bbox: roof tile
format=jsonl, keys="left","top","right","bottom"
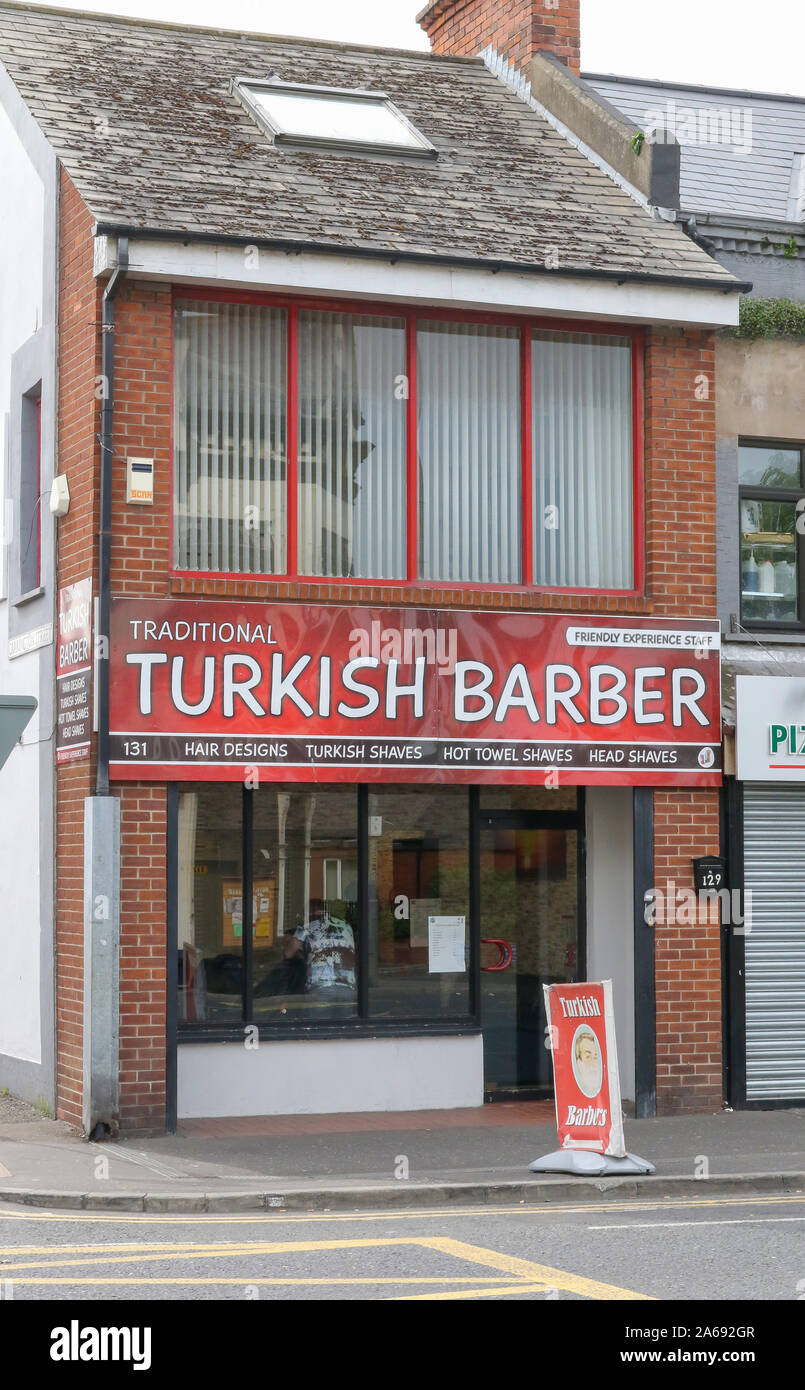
{"left": 0, "top": 4, "right": 738, "bottom": 285}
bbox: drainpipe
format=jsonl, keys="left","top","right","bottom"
{"left": 682, "top": 216, "right": 717, "bottom": 257}
{"left": 96, "top": 237, "right": 128, "bottom": 797}
{"left": 83, "top": 238, "right": 128, "bottom": 1139}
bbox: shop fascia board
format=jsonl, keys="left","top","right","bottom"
{"left": 93, "top": 235, "right": 740, "bottom": 329}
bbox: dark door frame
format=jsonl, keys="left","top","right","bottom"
{"left": 475, "top": 793, "right": 587, "bottom": 1100}
{"left": 724, "top": 775, "right": 746, "bottom": 1108}
{"left": 633, "top": 787, "right": 656, "bottom": 1118}
{"left": 166, "top": 783, "right": 178, "bottom": 1134}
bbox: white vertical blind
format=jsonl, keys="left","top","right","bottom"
{"left": 417, "top": 321, "right": 521, "bottom": 584}
{"left": 174, "top": 301, "right": 287, "bottom": 573}
{"left": 532, "top": 332, "right": 633, "bottom": 590}
{"left": 297, "top": 311, "right": 406, "bottom": 579}
{"left": 174, "top": 307, "right": 636, "bottom": 591}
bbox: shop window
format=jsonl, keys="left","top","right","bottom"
{"left": 175, "top": 783, "right": 479, "bottom": 1035}
{"left": 175, "top": 785, "right": 587, "bottom": 1041}
{"left": 251, "top": 787, "right": 358, "bottom": 1022}
{"left": 173, "top": 297, "right": 640, "bottom": 594}
{"left": 177, "top": 784, "right": 244, "bottom": 1024}
{"left": 177, "top": 784, "right": 358, "bottom": 1029}
{"left": 739, "top": 441, "right": 804, "bottom": 629}
{"left": 367, "top": 786, "right": 470, "bottom": 1021}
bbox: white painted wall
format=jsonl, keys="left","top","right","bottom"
{"left": 585, "top": 787, "right": 635, "bottom": 1102}
{"left": 0, "top": 691, "right": 43, "bottom": 1063}
{"left": 178, "top": 1034, "right": 484, "bottom": 1118}
{"left": 0, "top": 97, "right": 46, "bottom": 1067}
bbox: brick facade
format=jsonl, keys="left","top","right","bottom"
{"left": 654, "top": 790, "right": 722, "bottom": 1114}
{"left": 54, "top": 171, "right": 102, "bottom": 1129}
{"left": 419, "top": 0, "right": 581, "bottom": 74}
{"left": 118, "top": 786, "right": 168, "bottom": 1132}
{"left": 55, "top": 174, "right": 723, "bottom": 1129}
{"left": 646, "top": 330, "right": 723, "bottom": 1114}
{"left": 645, "top": 329, "right": 717, "bottom": 620}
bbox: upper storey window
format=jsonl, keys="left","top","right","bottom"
{"left": 173, "top": 295, "right": 640, "bottom": 595}
{"left": 740, "top": 441, "right": 805, "bottom": 630}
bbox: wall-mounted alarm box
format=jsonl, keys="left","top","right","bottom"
{"left": 126, "top": 457, "right": 154, "bottom": 505}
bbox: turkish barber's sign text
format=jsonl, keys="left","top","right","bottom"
{"left": 545, "top": 981, "right": 626, "bottom": 1158}
{"left": 109, "top": 601, "right": 721, "bottom": 785}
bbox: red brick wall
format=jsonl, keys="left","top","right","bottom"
{"left": 55, "top": 171, "right": 103, "bottom": 1129}
{"left": 107, "top": 283, "right": 172, "bottom": 1127}
{"left": 645, "top": 328, "right": 716, "bottom": 619}
{"left": 654, "top": 790, "right": 722, "bottom": 1114}
{"left": 56, "top": 190, "right": 173, "bottom": 1134}
{"left": 111, "top": 284, "right": 173, "bottom": 598}
{"left": 57, "top": 193, "right": 721, "bottom": 1126}
{"left": 419, "top": 0, "right": 581, "bottom": 74}
{"left": 119, "top": 785, "right": 167, "bottom": 1132}
{"left": 647, "top": 329, "right": 722, "bottom": 1113}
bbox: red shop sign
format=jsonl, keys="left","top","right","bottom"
{"left": 545, "top": 981, "right": 626, "bottom": 1158}
{"left": 108, "top": 600, "right": 722, "bottom": 785}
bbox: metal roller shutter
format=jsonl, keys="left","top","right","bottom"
{"left": 743, "top": 784, "right": 805, "bottom": 1100}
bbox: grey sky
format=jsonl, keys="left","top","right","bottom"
{"left": 26, "top": 0, "right": 805, "bottom": 98}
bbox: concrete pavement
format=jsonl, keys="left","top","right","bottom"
{"left": 0, "top": 1092, "right": 803, "bottom": 1212}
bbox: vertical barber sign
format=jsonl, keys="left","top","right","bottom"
{"left": 56, "top": 577, "right": 93, "bottom": 766}
{"left": 545, "top": 980, "right": 626, "bottom": 1158}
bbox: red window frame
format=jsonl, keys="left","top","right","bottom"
{"left": 171, "top": 287, "right": 645, "bottom": 597}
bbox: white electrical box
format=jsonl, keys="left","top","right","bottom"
{"left": 126, "top": 457, "right": 154, "bottom": 505}
{"left": 369, "top": 816, "right": 382, "bottom": 837}
{"left": 49, "top": 474, "right": 71, "bottom": 517}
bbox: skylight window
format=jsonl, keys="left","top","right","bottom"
{"left": 233, "top": 78, "right": 436, "bottom": 158}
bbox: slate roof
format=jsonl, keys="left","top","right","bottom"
{"left": 0, "top": 3, "right": 740, "bottom": 287}
{"left": 587, "top": 72, "right": 805, "bottom": 224}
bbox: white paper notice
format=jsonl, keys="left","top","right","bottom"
{"left": 428, "top": 915, "right": 466, "bottom": 973}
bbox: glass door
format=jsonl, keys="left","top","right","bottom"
{"left": 479, "top": 809, "right": 581, "bottom": 1098}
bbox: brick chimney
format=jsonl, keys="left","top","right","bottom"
{"left": 418, "top": 0, "right": 581, "bottom": 75}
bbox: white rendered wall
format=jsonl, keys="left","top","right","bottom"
{"left": 585, "top": 787, "right": 635, "bottom": 1102}
{"left": 178, "top": 1034, "right": 484, "bottom": 1118}
{"left": 0, "top": 98, "right": 45, "bottom": 1066}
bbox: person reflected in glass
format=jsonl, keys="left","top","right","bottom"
{"left": 283, "top": 897, "right": 356, "bottom": 999}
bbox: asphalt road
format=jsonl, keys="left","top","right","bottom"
{"left": 0, "top": 1191, "right": 803, "bottom": 1302}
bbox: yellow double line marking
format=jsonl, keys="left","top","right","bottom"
{"left": 0, "top": 1235, "right": 650, "bottom": 1300}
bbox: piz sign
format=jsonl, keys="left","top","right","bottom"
{"left": 109, "top": 601, "right": 722, "bottom": 785}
